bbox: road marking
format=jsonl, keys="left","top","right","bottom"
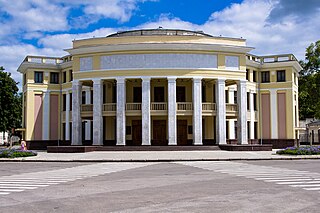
{"left": 0, "top": 162, "right": 156, "bottom": 196}
{"left": 178, "top": 161, "right": 320, "bottom": 192}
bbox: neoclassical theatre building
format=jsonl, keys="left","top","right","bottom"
{"left": 18, "top": 29, "right": 301, "bottom": 148}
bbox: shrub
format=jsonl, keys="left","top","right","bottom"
{"left": 276, "top": 146, "right": 320, "bottom": 155}
{"left": 0, "top": 149, "right": 37, "bottom": 158}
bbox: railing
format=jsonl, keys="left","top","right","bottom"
{"left": 202, "top": 103, "right": 216, "bottom": 111}
{"left": 103, "top": 103, "right": 116, "bottom": 111}
{"left": 226, "top": 104, "right": 237, "bottom": 112}
{"left": 81, "top": 104, "right": 93, "bottom": 112}
{"left": 151, "top": 102, "right": 167, "bottom": 111}
{"left": 246, "top": 54, "right": 297, "bottom": 64}
{"left": 126, "top": 103, "right": 141, "bottom": 111}
{"left": 25, "top": 56, "right": 64, "bottom": 64}
{"left": 177, "top": 102, "right": 193, "bottom": 111}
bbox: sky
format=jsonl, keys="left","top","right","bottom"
{"left": 0, "top": 0, "right": 320, "bottom": 85}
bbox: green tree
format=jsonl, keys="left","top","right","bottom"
{"left": 299, "top": 40, "right": 320, "bottom": 119}
{"left": 0, "top": 66, "right": 22, "bottom": 133}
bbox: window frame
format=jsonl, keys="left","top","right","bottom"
{"left": 34, "top": 71, "right": 43, "bottom": 83}
{"left": 50, "top": 72, "right": 59, "bottom": 84}
{"left": 277, "top": 70, "right": 286, "bottom": 82}
{"left": 261, "top": 71, "right": 270, "bottom": 83}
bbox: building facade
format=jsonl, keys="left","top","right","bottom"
{"left": 18, "top": 29, "right": 301, "bottom": 147}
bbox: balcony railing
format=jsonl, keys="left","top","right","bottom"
{"left": 126, "top": 103, "right": 141, "bottom": 111}
{"left": 177, "top": 102, "right": 193, "bottom": 111}
{"left": 202, "top": 103, "right": 216, "bottom": 111}
{"left": 226, "top": 104, "right": 237, "bottom": 112}
{"left": 103, "top": 103, "right": 116, "bottom": 111}
{"left": 25, "top": 56, "right": 64, "bottom": 64}
{"left": 151, "top": 102, "right": 167, "bottom": 111}
{"left": 81, "top": 104, "right": 93, "bottom": 112}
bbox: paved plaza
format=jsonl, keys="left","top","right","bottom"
{"left": 1, "top": 160, "right": 320, "bottom": 212}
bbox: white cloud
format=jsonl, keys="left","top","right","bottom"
{"left": 2, "top": 0, "right": 320, "bottom": 86}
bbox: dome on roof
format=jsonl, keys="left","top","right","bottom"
{"left": 107, "top": 28, "right": 213, "bottom": 38}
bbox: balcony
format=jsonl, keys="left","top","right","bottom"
{"left": 79, "top": 102, "right": 242, "bottom": 117}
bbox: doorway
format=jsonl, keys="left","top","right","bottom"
{"left": 152, "top": 120, "right": 167, "bottom": 145}
{"left": 132, "top": 120, "right": 142, "bottom": 145}
{"left": 177, "top": 120, "right": 188, "bottom": 145}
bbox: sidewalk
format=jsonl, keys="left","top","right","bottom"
{"left": 1, "top": 150, "right": 320, "bottom": 162}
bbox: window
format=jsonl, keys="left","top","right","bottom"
{"left": 63, "top": 71, "right": 66, "bottom": 83}
{"left": 63, "top": 94, "right": 66, "bottom": 111}
{"left": 261, "top": 71, "right": 270, "bottom": 83}
{"left": 69, "top": 93, "right": 72, "bottom": 111}
{"left": 247, "top": 92, "right": 250, "bottom": 110}
{"left": 133, "top": 87, "right": 142, "bottom": 103}
{"left": 154, "top": 87, "right": 164, "bottom": 102}
{"left": 177, "top": 86, "right": 186, "bottom": 102}
{"left": 82, "top": 91, "right": 86, "bottom": 104}
{"left": 253, "top": 71, "right": 257, "bottom": 82}
{"left": 246, "top": 69, "right": 249, "bottom": 81}
{"left": 34, "top": 71, "right": 43, "bottom": 83}
{"left": 253, "top": 93, "right": 257, "bottom": 110}
{"left": 234, "top": 91, "right": 237, "bottom": 104}
{"left": 225, "top": 90, "right": 229, "bottom": 103}
{"left": 69, "top": 70, "right": 73, "bottom": 82}
{"left": 50, "top": 72, "right": 59, "bottom": 84}
{"left": 277, "top": 70, "right": 286, "bottom": 82}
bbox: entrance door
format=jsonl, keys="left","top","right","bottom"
{"left": 177, "top": 120, "right": 188, "bottom": 145}
{"left": 154, "top": 87, "right": 165, "bottom": 102}
{"left": 153, "top": 120, "right": 167, "bottom": 145}
{"left": 132, "top": 120, "right": 142, "bottom": 145}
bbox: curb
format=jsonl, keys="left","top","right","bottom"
{"left": 1, "top": 157, "right": 320, "bottom": 163}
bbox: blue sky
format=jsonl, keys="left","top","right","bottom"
{"left": 0, "top": 0, "right": 319, "bottom": 83}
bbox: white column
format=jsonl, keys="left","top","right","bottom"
{"left": 270, "top": 89, "right": 278, "bottom": 139}
{"left": 168, "top": 77, "right": 177, "bottom": 145}
{"left": 142, "top": 77, "right": 151, "bottom": 145}
{"left": 65, "top": 92, "right": 70, "bottom": 140}
{"left": 193, "top": 77, "right": 202, "bottom": 145}
{"left": 72, "top": 80, "right": 82, "bottom": 145}
{"left": 237, "top": 80, "right": 248, "bottom": 144}
{"left": 93, "top": 79, "right": 103, "bottom": 145}
{"left": 85, "top": 89, "right": 91, "bottom": 141}
{"left": 42, "top": 91, "right": 50, "bottom": 140}
{"left": 216, "top": 78, "right": 226, "bottom": 144}
{"left": 228, "top": 88, "right": 235, "bottom": 140}
{"left": 249, "top": 90, "right": 255, "bottom": 139}
{"left": 116, "top": 77, "right": 126, "bottom": 145}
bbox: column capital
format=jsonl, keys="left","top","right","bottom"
{"left": 192, "top": 77, "right": 202, "bottom": 83}
{"left": 116, "top": 77, "right": 126, "bottom": 84}
{"left": 216, "top": 78, "right": 226, "bottom": 84}
{"left": 141, "top": 77, "right": 151, "bottom": 82}
{"left": 93, "top": 78, "right": 102, "bottom": 85}
{"left": 72, "top": 79, "right": 82, "bottom": 86}
{"left": 238, "top": 79, "right": 247, "bottom": 85}
{"left": 228, "top": 87, "right": 236, "bottom": 92}
{"left": 167, "top": 77, "right": 177, "bottom": 83}
{"left": 250, "top": 89, "right": 255, "bottom": 94}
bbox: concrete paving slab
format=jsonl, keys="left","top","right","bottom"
{"left": 1, "top": 150, "right": 320, "bottom": 162}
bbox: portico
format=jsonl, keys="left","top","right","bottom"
{"left": 72, "top": 77, "right": 248, "bottom": 146}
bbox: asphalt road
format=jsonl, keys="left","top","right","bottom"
{"left": 0, "top": 160, "right": 320, "bottom": 213}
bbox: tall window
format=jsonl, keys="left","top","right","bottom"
{"left": 62, "top": 71, "right": 66, "bottom": 83}
{"left": 69, "top": 70, "right": 73, "bottom": 82}
{"left": 277, "top": 70, "right": 286, "bottom": 82}
{"left": 63, "top": 94, "right": 66, "bottom": 111}
{"left": 253, "top": 93, "right": 257, "bottom": 110}
{"left": 253, "top": 71, "right": 257, "bottom": 82}
{"left": 69, "top": 93, "right": 72, "bottom": 111}
{"left": 234, "top": 91, "right": 237, "bottom": 104}
{"left": 34, "top": 71, "right": 43, "bottom": 83}
{"left": 82, "top": 91, "right": 86, "bottom": 104}
{"left": 246, "top": 69, "right": 249, "bottom": 81}
{"left": 261, "top": 71, "right": 270, "bottom": 83}
{"left": 50, "top": 72, "right": 59, "bottom": 84}
{"left": 247, "top": 92, "right": 250, "bottom": 110}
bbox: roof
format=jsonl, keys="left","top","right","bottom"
{"left": 107, "top": 28, "right": 215, "bottom": 38}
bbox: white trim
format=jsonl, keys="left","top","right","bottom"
{"left": 42, "top": 91, "right": 50, "bottom": 140}
{"left": 270, "top": 89, "right": 278, "bottom": 139}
